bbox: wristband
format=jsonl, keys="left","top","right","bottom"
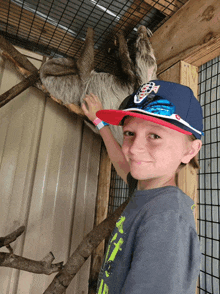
{"left": 96, "top": 120, "right": 109, "bottom": 130}
{"left": 93, "top": 117, "right": 109, "bottom": 130}
{"left": 93, "top": 117, "right": 102, "bottom": 126}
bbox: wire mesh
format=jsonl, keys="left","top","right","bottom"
{"left": 108, "top": 164, "right": 129, "bottom": 215}
{"left": 198, "top": 55, "right": 220, "bottom": 294}
{"left": 0, "top": 0, "right": 188, "bottom": 72}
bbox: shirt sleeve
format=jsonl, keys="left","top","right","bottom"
{"left": 121, "top": 210, "right": 201, "bottom": 294}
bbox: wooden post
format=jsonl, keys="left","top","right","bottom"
{"left": 159, "top": 61, "right": 199, "bottom": 228}
{"left": 158, "top": 61, "right": 200, "bottom": 294}
{"left": 89, "top": 143, "right": 112, "bottom": 293}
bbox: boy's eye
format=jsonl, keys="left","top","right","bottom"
{"left": 149, "top": 133, "right": 161, "bottom": 139}
{"left": 123, "top": 131, "right": 134, "bottom": 137}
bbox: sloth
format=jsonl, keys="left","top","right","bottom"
{"left": 40, "top": 25, "right": 157, "bottom": 144}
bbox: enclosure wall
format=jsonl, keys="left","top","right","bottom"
{"left": 0, "top": 48, "right": 101, "bottom": 294}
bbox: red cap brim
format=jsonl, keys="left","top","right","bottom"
{"left": 96, "top": 109, "right": 192, "bottom": 135}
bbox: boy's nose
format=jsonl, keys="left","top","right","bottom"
{"left": 129, "top": 136, "right": 146, "bottom": 154}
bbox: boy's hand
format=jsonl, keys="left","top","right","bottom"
{"left": 81, "top": 93, "right": 103, "bottom": 122}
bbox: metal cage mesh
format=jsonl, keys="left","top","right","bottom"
{"left": 0, "top": 0, "right": 188, "bottom": 72}
{"left": 108, "top": 164, "right": 129, "bottom": 215}
{"left": 198, "top": 55, "right": 220, "bottom": 294}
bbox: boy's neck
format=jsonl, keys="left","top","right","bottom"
{"left": 137, "top": 176, "right": 177, "bottom": 190}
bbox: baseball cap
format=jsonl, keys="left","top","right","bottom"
{"left": 96, "top": 80, "right": 204, "bottom": 139}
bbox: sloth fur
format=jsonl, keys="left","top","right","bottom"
{"left": 40, "top": 25, "right": 157, "bottom": 144}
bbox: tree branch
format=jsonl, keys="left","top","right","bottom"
{"left": 0, "top": 35, "right": 38, "bottom": 74}
{"left": 0, "top": 226, "right": 25, "bottom": 248}
{"left": 43, "top": 199, "right": 129, "bottom": 294}
{"left": 1, "top": 51, "right": 33, "bottom": 77}
{"left": 0, "top": 252, "right": 63, "bottom": 275}
{"left": 0, "top": 200, "right": 128, "bottom": 291}
{"left": 0, "top": 72, "right": 40, "bottom": 107}
{"left": 0, "top": 36, "right": 85, "bottom": 117}
{"left": 0, "top": 226, "right": 63, "bottom": 275}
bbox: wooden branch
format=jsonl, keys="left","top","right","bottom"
{"left": 0, "top": 226, "right": 63, "bottom": 274}
{"left": 0, "top": 201, "right": 128, "bottom": 292}
{"left": 0, "top": 252, "right": 63, "bottom": 275}
{"left": 1, "top": 51, "right": 32, "bottom": 77}
{"left": 43, "top": 199, "right": 129, "bottom": 294}
{"left": 0, "top": 38, "right": 85, "bottom": 116}
{"left": 151, "top": 0, "right": 220, "bottom": 74}
{"left": 0, "top": 226, "right": 25, "bottom": 248}
{"left": 0, "top": 72, "right": 40, "bottom": 107}
{"left": 0, "top": 35, "right": 38, "bottom": 74}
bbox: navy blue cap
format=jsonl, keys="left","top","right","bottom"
{"left": 97, "top": 80, "right": 204, "bottom": 139}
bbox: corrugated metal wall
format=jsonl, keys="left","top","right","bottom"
{"left": 0, "top": 48, "right": 102, "bottom": 294}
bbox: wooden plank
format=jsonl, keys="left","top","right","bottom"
{"left": 94, "top": 145, "right": 111, "bottom": 236}
{"left": 143, "top": 0, "right": 182, "bottom": 16}
{"left": 158, "top": 62, "right": 180, "bottom": 83}
{"left": 179, "top": 61, "right": 199, "bottom": 232}
{"left": 158, "top": 61, "right": 199, "bottom": 230}
{"left": 180, "top": 61, "right": 198, "bottom": 98}
{"left": 89, "top": 144, "right": 111, "bottom": 293}
{"left": 184, "top": 38, "right": 220, "bottom": 67}
{"left": 159, "top": 61, "right": 200, "bottom": 294}
{"left": 151, "top": 0, "right": 220, "bottom": 74}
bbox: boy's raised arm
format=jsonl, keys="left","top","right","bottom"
{"left": 81, "top": 94, "right": 130, "bottom": 183}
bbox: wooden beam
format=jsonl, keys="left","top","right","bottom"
{"left": 178, "top": 61, "right": 199, "bottom": 205}
{"left": 158, "top": 61, "right": 199, "bottom": 230}
{"left": 151, "top": 0, "right": 220, "bottom": 74}
{"left": 1, "top": 51, "right": 33, "bottom": 77}
{"left": 158, "top": 61, "right": 200, "bottom": 294}
{"left": 0, "top": 35, "right": 38, "bottom": 74}
{"left": 0, "top": 72, "right": 40, "bottom": 107}
{"left": 159, "top": 62, "right": 200, "bottom": 294}
{"left": 143, "top": 0, "right": 182, "bottom": 16}
{"left": 89, "top": 144, "right": 111, "bottom": 293}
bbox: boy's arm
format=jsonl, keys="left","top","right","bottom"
{"left": 81, "top": 94, "right": 130, "bottom": 183}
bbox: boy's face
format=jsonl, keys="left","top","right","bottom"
{"left": 122, "top": 116, "right": 200, "bottom": 189}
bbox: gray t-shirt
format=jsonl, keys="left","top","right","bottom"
{"left": 96, "top": 173, "right": 202, "bottom": 294}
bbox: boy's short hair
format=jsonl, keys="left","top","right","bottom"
{"left": 97, "top": 80, "right": 204, "bottom": 140}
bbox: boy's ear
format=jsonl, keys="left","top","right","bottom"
{"left": 182, "top": 139, "right": 202, "bottom": 164}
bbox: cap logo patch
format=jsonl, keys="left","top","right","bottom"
{"left": 134, "top": 82, "right": 160, "bottom": 104}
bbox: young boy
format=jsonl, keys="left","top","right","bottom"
{"left": 82, "top": 80, "right": 203, "bottom": 294}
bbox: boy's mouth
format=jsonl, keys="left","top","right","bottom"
{"left": 129, "top": 159, "right": 152, "bottom": 165}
